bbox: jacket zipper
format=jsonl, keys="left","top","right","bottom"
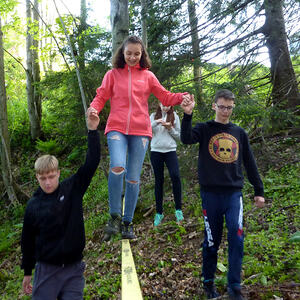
{"left": 126, "top": 66, "right": 132, "bottom": 134}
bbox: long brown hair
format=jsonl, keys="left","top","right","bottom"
{"left": 154, "top": 105, "right": 175, "bottom": 126}
{"left": 112, "top": 36, "right": 152, "bottom": 69}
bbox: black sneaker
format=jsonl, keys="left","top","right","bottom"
{"left": 121, "top": 222, "right": 136, "bottom": 239}
{"left": 103, "top": 215, "right": 121, "bottom": 241}
{"left": 203, "top": 281, "right": 220, "bottom": 299}
{"left": 227, "top": 286, "right": 244, "bottom": 300}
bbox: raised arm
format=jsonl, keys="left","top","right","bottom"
{"left": 87, "top": 107, "right": 100, "bottom": 130}
{"left": 181, "top": 94, "right": 195, "bottom": 115}
{"left": 90, "top": 71, "right": 113, "bottom": 113}
{"left": 180, "top": 96, "right": 202, "bottom": 145}
{"left": 73, "top": 109, "right": 101, "bottom": 193}
{"left": 149, "top": 71, "right": 191, "bottom": 106}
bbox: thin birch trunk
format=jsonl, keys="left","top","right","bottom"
{"left": 26, "top": 0, "right": 41, "bottom": 140}
{"left": 0, "top": 17, "right": 18, "bottom": 205}
{"left": 188, "top": 0, "right": 202, "bottom": 105}
{"left": 53, "top": 0, "right": 88, "bottom": 113}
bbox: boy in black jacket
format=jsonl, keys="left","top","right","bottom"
{"left": 181, "top": 90, "right": 265, "bottom": 300}
{"left": 21, "top": 108, "right": 100, "bottom": 300}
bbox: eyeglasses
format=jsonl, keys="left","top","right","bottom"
{"left": 215, "top": 104, "right": 234, "bottom": 111}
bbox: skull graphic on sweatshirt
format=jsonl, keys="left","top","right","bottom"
{"left": 209, "top": 133, "right": 239, "bottom": 163}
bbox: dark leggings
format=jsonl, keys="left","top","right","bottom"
{"left": 150, "top": 151, "right": 182, "bottom": 214}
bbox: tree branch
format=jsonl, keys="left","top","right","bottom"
{"left": 29, "top": 0, "right": 71, "bottom": 72}
{"left": 3, "top": 48, "right": 27, "bottom": 72}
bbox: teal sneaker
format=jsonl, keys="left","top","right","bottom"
{"left": 154, "top": 213, "right": 164, "bottom": 226}
{"left": 175, "top": 210, "right": 184, "bottom": 223}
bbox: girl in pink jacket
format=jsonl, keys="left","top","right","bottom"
{"left": 90, "top": 36, "right": 190, "bottom": 240}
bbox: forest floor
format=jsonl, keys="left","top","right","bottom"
{"left": 0, "top": 134, "right": 299, "bottom": 300}
{"left": 81, "top": 133, "right": 300, "bottom": 300}
{"left": 84, "top": 216, "right": 300, "bottom": 300}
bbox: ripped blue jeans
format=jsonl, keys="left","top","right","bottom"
{"left": 107, "top": 131, "right": 149, "bottom": 223}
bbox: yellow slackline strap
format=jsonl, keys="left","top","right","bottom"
{"left": 121, "top": 197, "right": 143, "bottom": 299}
{"left": 122, "top": 239, "right": 143, "bottom": 300}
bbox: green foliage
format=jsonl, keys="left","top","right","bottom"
{"left": 289, "top": 231, "right": 300, "bottom": 243}
{"left": 268, "top": 106, "right": 300, "bottom": 132}
{"left": 7, "top": 96, "right": 32, "bottom": 149}
{"left": 129, "top": 0, "right": 191, "bottom": 84}
{"left": 0, "top": 266, "right": 31, "bottom": 300}
{"left": 84, "top": 269, "right": 120, "bottom": 299}
{"left": 5, "top": 48, "right": 30, "bottom": 149}
{"left": 1, "top": 1, "right": 299, "bottom": 298}
{"left": 35, "top": 138, "right": 64, "bottom": 155}
{"left": 243, "top": 163, "right": 300, "bottom": 285}
{"left": 83, "top": 169, "right": 109, "bottom": 239}
{"left": 0, "top": 0, "right": 18, "bottom": 16}
{"left": 39, "top": 60, "right": 109, "bottom": 151}
{"left": 39, "top": 71, "right": 88, "bottom": 149}
{"left": 66, "top": 146, "right": 86, "bottom": 164}
{"left": 0, "top": 220, "right": 22, "bottom": 254}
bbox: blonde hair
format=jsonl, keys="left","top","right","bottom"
{"left": 35, "top": 155, "right": 59, "bottom": 174}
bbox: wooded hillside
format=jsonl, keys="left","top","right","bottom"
{"left": 0, "top": 0, "right": 299, "bottom": 299}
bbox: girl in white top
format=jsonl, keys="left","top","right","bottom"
{"left": 150, "top": 103, "right": 184, "bottom": 226}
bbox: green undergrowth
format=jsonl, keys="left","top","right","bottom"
{"left": 0, "top": 155, "right": 299, "bottom": 299}
{"left": 242, "top": 163, "right": 300, "bottom": 287}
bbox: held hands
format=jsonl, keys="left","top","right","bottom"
{"left": 181, "top": 94, "right": 195, "bottom": 115}
{"left": 86, "top": 107, "right": 100, "bottom": 130}
{"left": 254, "top": 196, "right": 265, "bottom": 208}
{"left": 22, "top": 276, "right": 32, "bottom": 295}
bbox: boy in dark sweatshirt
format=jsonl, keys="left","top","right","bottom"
{"left": 21, "top": 108, "right": 100, "bottom": 300}
{"left": 181, "top": 89, "right": 265, "bottom": 300}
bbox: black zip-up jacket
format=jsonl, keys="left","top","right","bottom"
{"left": 21, "top": 130, "right": 100, "bottom": 275}
{"left": 181, "top": 114, "right": 264, "bottom": 196}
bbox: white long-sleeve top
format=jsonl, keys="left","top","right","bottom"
{"left": 150, "top": 111, "right": 181, "bottom": 153}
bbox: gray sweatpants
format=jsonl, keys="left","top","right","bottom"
{"left": 32, "top": 261, "right": 85, "bottom": 300}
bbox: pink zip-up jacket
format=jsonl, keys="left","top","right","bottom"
{"left": 90, "top": 64, "right": 186, "bottom": 138}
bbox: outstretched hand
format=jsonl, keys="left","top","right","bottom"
{"left": 254, "top": 196, "right": 265, "bottom": 208}
{"left": 86, "top": 107, "right": 100, "bottom": 130}
{"left": 22, "top": 276, "right": 32, "bottom": 295}
{"left": 181, "top": 94, "right": 195, "bottom": 115}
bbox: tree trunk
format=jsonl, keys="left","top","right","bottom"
{"left": 26, "top": 0, "right": 41, "bottom": 140}
{"left": 78, "top": 0, "right": 87, "bottom": 71}
{"left": 53, "top": 0, "right": 88, "bottom": 113}
{"left": 263, "top": 0, "right": 300, "bottom": 111}
{"left": 33, "top": 0, "right": 42, "bottom": 130}
{"left": 188, "top": 0, "right": 202, "bottom": 105}
{"left": 141, "top": 0, "right": 148, "bottom": 49}
{"left": 110, "top": 0, "right": 129, "bottom": 55}
{"left": 35, "top": 1, "right": 70, "bottom": 73}
{"left": 0, "top": 17, "right": 18, "bottom": 205}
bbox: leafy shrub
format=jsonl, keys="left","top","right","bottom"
{"left": 289, "top": 231, "right": 300, "bottom": 243}
{"left": 35, "top": 138, "right": 64, "bottom": 155}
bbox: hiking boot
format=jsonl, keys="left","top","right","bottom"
{"left": 154, "top": 213, "right": 164, "bottom": 226}
{"left": 175, "top": 210, "right": 184, "bottom": 223}
{"left": 227, "top": 286, "right": 244, "bottom": 300}
{"left": 103, "top": 214, "right": 121, "bottom": 241}
{"left": 121, "top": 222, "right": 136, "bottom": 239}
{"left": 203, "top": 281, "right": 220, "bottom": 299}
